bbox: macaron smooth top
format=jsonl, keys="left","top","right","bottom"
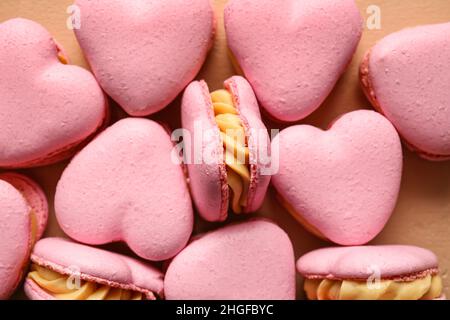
{"left": 224, "top": 0, "right": 363, "bottom": 122}
{"left": 164, "top": 219, "right": 296, "bottom": 300}
{"left": 0, "top": 173, "right": 48, "bottom": 299}
{"left": 74, "top": 0, "right": 215, "bottom": 116}
{"left": 181, "top": 76, "right": 271, "bottom": 222}
{"left": 360, "top": 22, "right": 450, "bottom": 160}
{"left": 0, "top": 18, "right": 107, "bottom": 168}
{"left": 25, "top": 238, "right": 164, "bottom": 300}
{"left": 297, "top": 245, "right": 443, "bottom": 300}
{"left": 55, "top": 118, "right": 193, "bottom": 261}
{"left": 271, "top": 110, "right": 403, "bottom": 245}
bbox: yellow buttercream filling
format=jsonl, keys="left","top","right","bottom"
{"left": 57, "top": 53, "right": 68, "bottom": 65}
{"left": 211, "top": 89, "right": 250, "bottom": 213}
{"left": 304, "top": 274, "right": 443, "bottom": 300}
{"left": 30, "top": 210, "right": 38, "bottom": 245}
{"left": 27, "top": 264, "right": 144, "bottom": 300}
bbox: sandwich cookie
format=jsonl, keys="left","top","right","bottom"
{"left": 181, "top": 76, "right": 271, "bottom": 222}
{"left": 297, "top": 245, "right": 444, "bottom": 300}
{"left": 25, "top": 238, "right": 164, "bottom": 300}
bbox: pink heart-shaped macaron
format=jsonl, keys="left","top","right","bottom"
{"left": 55, "top": 118, "right": 193, "bottom": 261}
{"left": 224, "top": 0, "right": 362, "bottom": 122}
{"left": 0, "top": 18, "right": 107, "bottom": 168}
{"left": 74, "top": 0, "right": 215, "bottom": 116}
{"left": 360, "top": 22, "right": 450, "bottom": 161}
{"left": 271, "top": 110, "right": 403, "bottom": 245}
{"left": 165, "top": 219, "right": 296, "bottom": 300}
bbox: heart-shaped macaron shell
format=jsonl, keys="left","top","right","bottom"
{"left": 73, "top": 0, "right": 215, "bottom": 116}
{"left": 181, "top": 76, "right": 271, "bottom": 222}
{"left": 224, "top": 0, "right": 363, "bottom": 122}
{"left": 0, "top": 173, "right": 48, "bottom": 299}
{"left": 360, "top": 22, "right": 450, "bottom": 161}
{"left": 25, "top": 238, "right": 164, "bottom": 300}
{"left": 164, "top": 219, "right": 296, "bottom": 300}
{"left": 0, "top": 18, "right": 107, "bottom": 168}
{"left": 55, "top": 118, "right": 193, "bottom": 261}
{"left": 297, "top": 246, "right": 444, "bottom": 300}
{"left": 271, "top": 110, "right": 403, "bottom": 245}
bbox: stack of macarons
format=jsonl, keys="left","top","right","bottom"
{"left": 0, "top": 0, "right": 448, "bottom": 301}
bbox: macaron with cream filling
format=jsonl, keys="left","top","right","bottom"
{"left": 297, "top": 245, "right": 445, "bottom": 300}
{"left": 0, "top": 18, "right": 108, "bottom": 168}
{"left": 181, "top": 76, "right": 271, "bottom": 222}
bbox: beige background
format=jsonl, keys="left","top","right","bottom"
{"left": 1, "top": 0, "right": 449, "bottom": 300}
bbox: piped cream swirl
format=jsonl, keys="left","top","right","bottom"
{"left": 211, "top": 89, "right": 250, "bottom": 213}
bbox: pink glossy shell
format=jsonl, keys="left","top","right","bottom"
{"left": 297, "top": 245, "right": 439, "bottom": 281}
{"left": 271, "top": 110, "right": 403, "bottom": 245}
{"left": 74, "top": 0, "right": 215, "bottom": 116}
{"left": 181, "top": 76, "right": 271, "bottom": 222}
{"left": 24, "top": 238, "right": 164, "bottom": 300}
{"left": 0, "top": 18, "right": 107, "bottom": 168}
{"left": 224, "top": 0, "right": 362, "bottom": 122}
{"left": 164, "top": 219, "right": 296, "bottom": 300}
{"left": 55, "top": 118, "right": 193, "bottom": 261}
{"left": 360, "top": 22, "right": 450, "bottom": 160}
